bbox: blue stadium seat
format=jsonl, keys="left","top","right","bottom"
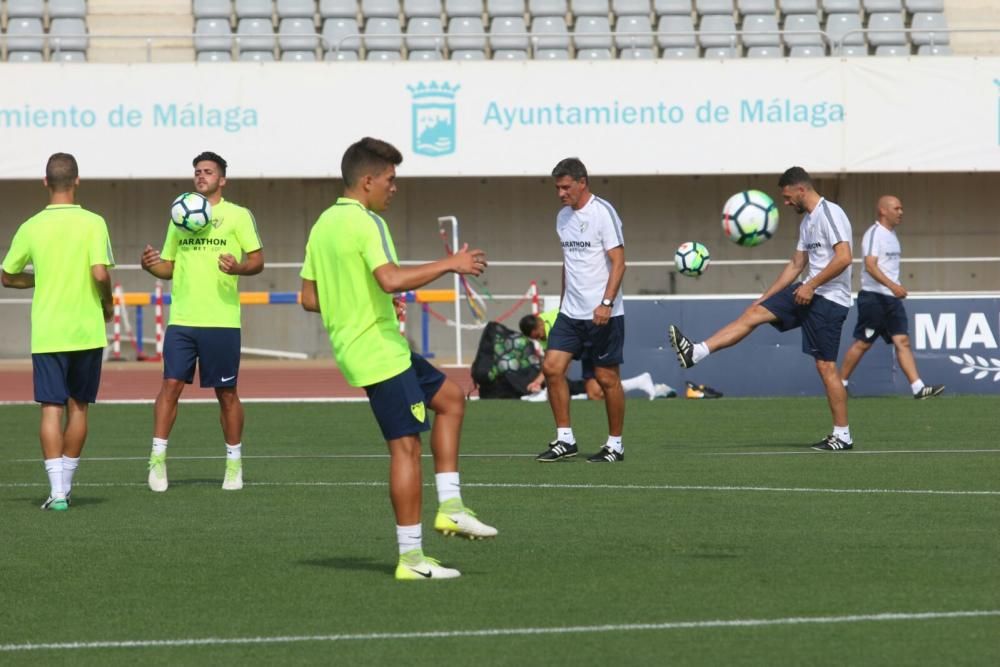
{"left": 825, "top": 12, "right": 864, "bottom": 52}
{"left": 6, "top": 1, "right": 44, "bottom": 19}
{"left": 364, "top": 17, "right": 403, "bottom": 50}
{"left": 406, "top": 16, "right": 444, "bottom": 51}
{"left": 874, "top": 44, "right": 908, "bottom": 55}
{"left": 661, "top": 45, "right": 698, "bottom": 57}
{"left": 236, "top": 18, "right": 276, "bottom": 51}
{"left": 240, "top": 50, "right": 277, "bottom": 60}
{"left": 450, "top": 48, "right": 487, "bottom": 58}
{"left": 571, "top": 0, "right": 610, "bottom": 15}
{"left": 910, "top": 12, "right": 948, "bottom": 46}
{"left": 447, "top": 17, "right": 487, "bottom": 50}
{"left": 741, "top": 14, "right": 779, "bottom": 48}
{"left": 788, "top": 44, "right": 825, "bottom": 56}
{"left": 530, "top": 16, "right": 570, "bottom": 50}
{"left": 277, "top": 0, "right": 318, "bottom": 17}
{"left": 489, "top": 16, "right": 529, "bottom": 50}
{"left": 5, "top": 18, "right": 45, "bottom": 52}
{"left": 866, "top": 11, "right": 906, "bottom": 46}
{"left": 694, "top": 0, "right": 733, "bottom": 15}
{"left": 737, "top": 0, "right": 776, "bottom": 14}
{"left": 49, "top": 18, "right": 89, "bottom": 53}
{"left": 194, "top": 0, "right": 234, "bottom": 20}
{"left": 620, "top": 46, "right": 656, "bottom": 58}
{"left": 493, "top": 48, "right": 528, "bottom": 58}
{"left": 822, "top": 0, "right": 859, "bottom": 11}
{"left": 782, "top": 13, "right": 822, "bottom": 47}
{"left": 654, "top": 0, "right": 692, "bottom": 14}
{"left": 698, "top": 14, "right": 737, "bottom": 49}
{"left": 615, "top": 15, "right": 654, "bottom": 49}
{"left": 487, "top": 0, "right": 526, "bottom": 16}
{"left": 574, "top": 16, "right": 613, "bottom": 50}
{"left": 703, "top": 46, "right": 739, "bottom": 57}
{"left": 282, "top": 49, "right": 318, "bottom": 59}
{"left": 536, "top": 47, "right": 570, "bottom": 57}
{"left": 322, "top": 18, "right": 362, "bottom": 52}
{"left": 445, "top": 0, "right": 484, "bottom": 16}
{"left": 576, "top": 47, "right": 612, "bottom": 58}
{"left": 325, "top": 48, "right": 360, "bottom": 58}
{"left": 529, "top": 0, "right": 567, "bottom": 16}
{"left": 613, "top": 0, "right": 652, "bottom": 16}
{"left": 49, "top": 0, "right": 89, "bottom": 19}
{"left": 905, "top": 0, "right": 942, "bottom": 11}
{"left": 362, "top": 0, "right": 401, "bottom": 18}
{"left": 746, "top": 45, "right": 783, "bottom": 56}
{"left": 862, "top": 0, "right": 901, "bottom": 11}
{"left": 52, "top": 50, "right": 88, "bottom": 61}
{"left": 320, "top": 0, "right": 361, "bottom": 17}
{"left": 278, "top": 17, "right": 320, "bottom": 50}
{"left": 404, "top": 0, "right": 443, "bottom": 17}
{"left": 778, "top": 0, "right": 818, "bottom": 13}
{"left": 8, "top": 50, "right": 45, "bottom": 62}
{"left": 656, "top": 14, "right": 696, "bottom": 48}
{"left": 409, "top": 48, "right": 443, "bottom": 58}
{"left": 195, "top": 18, "right": 234, "bottom": 52}
{"left": 198, "top": 50, "right": 234, "bottom": 61}
{"left": 367, "top": 48, "right": 403, "bottom": 59}
{"left": 235, "top": 0, "right": 275, "bottom": 19}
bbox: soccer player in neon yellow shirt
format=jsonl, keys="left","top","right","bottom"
{"left": 300, "top": 137, "right": 497, "bottom": 580}
{"left": 2, "top": 153, "right": 115, "bottom": 511}
{"left": 141, "top": 151, "right": 263, "bottom": 492}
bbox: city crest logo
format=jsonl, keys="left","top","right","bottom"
{"left": 407, "top": 81, "right": 460, "bottom": 157}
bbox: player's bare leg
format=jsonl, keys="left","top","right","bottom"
{"left": 537, "top": 350, "right": 578, "bottom": 461}
{"left": 587, "top": 365, "right": 626, "bottom": 462}
{"left": 840, "top": 339, "right": 872, "bottom": 383}
{"left": 216, "top": 387, "right": 244, "bottom": 445}
{"left": 428, "top": 378, "right": 463, "bottom": 474}
{"left": 891, "top": 334, "right": 920, "bottom": 384}
{"left": 62, "top": 398, "right": 89, "bottom": 459}
{"left": 703, "top": 304, "right": 779, "bottom": 354}
{"left": 152, "top": 379, "right": 186, "bottom": 439}
{"left": 387, "top": 434, "right": 423, "bottom": 526}
{"left": 39, "top": 404, "right": 69, "bottom": 508}
{"left": 812, "top": 359, "right": 853, "bottom": 451}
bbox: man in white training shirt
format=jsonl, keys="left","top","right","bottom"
{"left": 669, "top": 167, "right": 856, "bottom": 451}
{"left": 536, "top": 158, "right": 627, "bottom": 463}
{"left": 840, "top": 195, "right": 944, "bottom": 399}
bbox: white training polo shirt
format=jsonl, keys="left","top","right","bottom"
{"left": 796, "top": 197, "right": 853, "bottom": 308}
{"left": 556, "top": 193, "right": 625, "bottom": 320}
{"left": 860, "top": 221, "right": 901, "bottom": 296}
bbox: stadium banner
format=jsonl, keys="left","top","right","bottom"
{"left": 0, "top": 58, "right": 997, "bottom": 178}
{"left": 623, "top": 295, "right": 1000, "bottom": 397}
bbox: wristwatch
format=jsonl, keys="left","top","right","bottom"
{"left": 600, "top": 298, "right": 613, "bottom": 308}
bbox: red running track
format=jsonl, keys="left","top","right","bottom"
{"left": 0, "top": 360, "right": 476, "bottom": 403}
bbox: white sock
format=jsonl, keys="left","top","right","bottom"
{"left": 621, "top": 373, "right": 655, "bottom": 398}
{"left": 62, "top": 455, "right": 80, "bottom": 494}
{"left": 435, "top": 472, "right": 461, "bottom": 505}
{"left": 692, "top": 342, "right": 710, "bottom": 364}
{"left": 396, "top": 524, "right": 422, "bottom": 556}
{"left": 833, "top": 425, "right": 852, "bottom": 444}
{"left": 910, "top": 379, "right": 925, "bottom": 394}
{"left": 556, "top": 427, "right": 576, "bottom": 445}
{"left": 226, "top": 443, "right": 242, "bottom": 460}
{"left": 152, "top": 437, "right": 168, "bottom": 456}
{"left": 44, "top": 458, "right": 65, "bottom": 500}
{"left": 606, "top": 435, "right": 623, "bottom": 454}
{"left": 842, "top": 379, "right": 849, "bottom": 388}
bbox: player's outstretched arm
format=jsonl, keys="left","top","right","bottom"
{"left": 141, "top": 245, "right": 174, "bottom": 280}
{"left": 300, "top": 279, "right": 320, "bottom": 313}
{"left": 0, "top": 270, "right": 35, "bottom": 289}
{"left": 372, "top": 243, "right": 486, "bottom": 294}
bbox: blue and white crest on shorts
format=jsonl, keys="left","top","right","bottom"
{"left": 407, "top": 82, "right": 459, "bottom": 157}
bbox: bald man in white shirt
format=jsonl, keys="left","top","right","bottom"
{"left": 840, "top": 195, "right": 944, "bottom": 399}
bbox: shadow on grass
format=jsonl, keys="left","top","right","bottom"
{"left": 299, "top": 556, "right": 393, "bottom": 575}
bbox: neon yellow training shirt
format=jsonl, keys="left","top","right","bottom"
{"left": 2, "top": 204, "right": 115, "bottom": 353}
{"left": 539, "top": 309, "right": 558, "bottom": 351}
{"left": 160, "top": 198, "right": 262, "bottom": 328}
{"left": 301, "top": 197, "right": 411, "bottom": 387}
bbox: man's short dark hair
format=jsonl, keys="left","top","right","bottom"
{"left": 551, "top": 157, "right": 588, "bottom": 183}
{"left": 45, "top": 153, "right": 78, "bottom": 191}
{"left": 341, "top": 137, "right": 403, "bottom": 187}
{"left": 778, "top": 166, "right": 813, "bottom": 189}
{"left": 519, "top": 314, "right": 540, "bottom": 338}
{"left": 193, "top": 151, "right": 228, "bottom": 175}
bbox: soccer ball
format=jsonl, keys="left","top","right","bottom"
{"left": 722, "top": 190, "right": 779, "bottom": 247}
{"left": 674, "top": 241, "right": 711, "bottom": 277}
{"left": 170, "top": 192, "right": 212, "bottom": 233}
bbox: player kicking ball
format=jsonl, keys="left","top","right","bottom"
{"left": 300, "top": 137, "right": 496, "bottom": 581}
{"left": 669, "top": 167, "right": 856, "bottom": 452}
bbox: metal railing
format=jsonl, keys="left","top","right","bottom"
{"left": 0, "top": 26, "right": 997, "bottom": 62}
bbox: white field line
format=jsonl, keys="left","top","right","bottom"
{"left": 1, "top": 480, "right": 997, "bottom": 496}
{"left": 7, "top": 449, "right": 998, "bottom": 464}
{"left": 1, "top": 610, "right": 997, "bottom": 653}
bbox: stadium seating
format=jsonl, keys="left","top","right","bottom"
{"left": 198, "top": 49, "right": 233, "bottom": 61}
{"left": 0, "top": 0, "right": 968, "bottom": 62}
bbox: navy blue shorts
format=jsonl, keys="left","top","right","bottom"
{"left": 364, "top": 353, "right": 446, "bottom": 441}
{"left": 163, "top": 325, "right": 241, "bottom": 388}
{"left": 547, "top": 313, "right": 625, "bottom": 367}
{"left": 761, "top": 283, "right": 849, "bottom": 362}
{"left": 853, "top": 290, "right": 909, "bottom": 344}
{"left": 33, "top": 348, "right": 104, "bottom": 404}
